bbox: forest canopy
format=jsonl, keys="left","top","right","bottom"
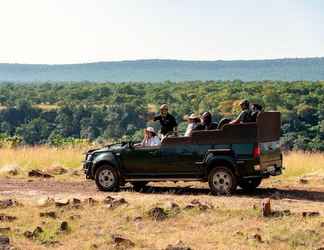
{"left": 0, "top": 80, "right": 323, "bottom": 151}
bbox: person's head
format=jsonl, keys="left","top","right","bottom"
{"left": 145, "top": 127, "right": 156, "bottom": 138}
{"left": 160, "top": 104, "right": 168, "bottom": 117}
{"left": 188, "top": 114, "right": 199, "bottom": 124}
{"left": 201, "top": 112, "right": 212, "bottom": 125}
{"left": 252, "top": 103, "right": 263, "bottom": 112}
{"left": 239, "top": 99, "right": 250, "bottom": 110}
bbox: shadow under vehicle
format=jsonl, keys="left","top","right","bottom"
{"left": 83, "top": 112, "right": 283, "bottom": 195}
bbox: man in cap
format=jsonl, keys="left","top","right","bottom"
{"left": 229, "top": 99, "right": 252, "bottom": 124}
{"left": 153, "top": 104, "right": 178, "bottom": 137}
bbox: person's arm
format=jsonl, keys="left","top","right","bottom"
{"left": 152, "top": 136, "right": 161, "bottom": 146}
{"left": 229, "top": 111, "right": 245, "bottom": 124}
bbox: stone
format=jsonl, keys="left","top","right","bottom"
{"left": 83, "top": 197, "right": 97, "bottom": 206}
{"left": 165, "top": 240, "right": 192, "bottom": 250}
{"left": 23, "top": 231, "right": 33, "bottom": 239}
{"left": 28, "top": 169, "right": 53, "bottom": 178}
{"left": 0, "top": 199, "right": 19, "bottom": 209}
{"left": 299, "top": 177, "right": 309, "bottom": 184}
{"left": 302, "top": 211, "right": 320, "bottom": 217}
{"left": 261, "top": 198, "right": 271, "bottom": 217}
{"left": 252, "top": 234, "right": 263, "bottom": 243}
{"left": 148, "top": 207, "right": 167, "bottom": 221}
{"left": 47, "top": 166, "right": 67, "bottom": 175}
{"left": 37, "top": 197, "right": 54, "bottom": 207}
{"left": 111, "top": 234, "right": 135, "bottom": 248}
{"left": 0, "top": 214, "right": 16, "bottom": 222}
{"left": 70, "top": 198, "right": 82, "bottom": 208}
{"left": 184, "top": 199, "right": 213, "bottom": 211}
{"left": 0, "top": 236, "right": 10, "bottom": 250}
{"left": 0, "top": 165, "right": 19, "bottom": 176}
{"left": 39, "top": 211, "right": 57, "bottom": 219}
{"left": 54, "top": 198, "right": 70, "bottom": 207}
{"left": 0, "top": 227, "right": 11, "bottom": 234}
{"left": 103, "top": 196, "right": 127, "bottom": 209}
{"left": 59, "top": 221, "right": 69, "bottom": 232}
{"left": 32, "top": 226, "right": 43, "bottom": 237}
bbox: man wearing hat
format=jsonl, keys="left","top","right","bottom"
{"left": 153, "top": 104, "right": 178, "bottom": 137}
{"left": 184, "top": 113, "right": 200, "bottom": 136}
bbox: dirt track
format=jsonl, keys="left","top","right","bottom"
{"left": 1, "top": 178, "right": 324, "bottom": 205}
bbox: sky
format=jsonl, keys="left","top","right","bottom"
{"left": 0, "top": 0, "right": 323, "bottom": 64}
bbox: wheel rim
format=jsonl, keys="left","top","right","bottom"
{"left": 98, "top": 169, "right": 115, "bottom": 188}
{"left": 212, "top": 170, "right": 232, "bottom": 193}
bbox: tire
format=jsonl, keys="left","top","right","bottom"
{"left": 208, "top": 167, "right": 237, "bottom": 195}
{"left": 95, "top": 165, "right": 119, "bottom": 192}
{"left": 238, "top": 178, "right": 262, "bottom": 192}
{"left": 130, "top": 181, "right": 149, "bottom": 191}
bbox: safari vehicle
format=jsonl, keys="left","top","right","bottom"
{"left": 83, "top": 112, "right": 283, "bottom": 195}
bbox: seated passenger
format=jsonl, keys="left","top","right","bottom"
{"left": 141, "top": 127, "right": 161, "bottom": 147}
{"left": 229, "top": 99, "right": 252, "bottom": 125}
{"left": 194, "top": 112, "right": 218, "bottom": 131}
{"left": 250, "top": 103, "right": 263, "bottom": 122}
{"left": 184, "top": 114, "right": 200, "bottom": 136}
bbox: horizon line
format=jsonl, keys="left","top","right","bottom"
{"left": 1, "top": 56, "right": 324, "bottom": 66}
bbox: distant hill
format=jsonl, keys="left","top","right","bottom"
{"left": 1, "top": 58, "right": 324, "bottom": 82}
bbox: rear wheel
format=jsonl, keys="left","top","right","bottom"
{"left": 130, "top": 181, "right": 149, "bottom": 191}
{"left": 238, "top": 178, "right": 262, "bottom": 192}
{"left": 95, "top": 165, "right": 119, "bottom": 192}
{"left": 208, "top": 167, "right": 237, "bottom": 195}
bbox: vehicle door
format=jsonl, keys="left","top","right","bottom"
{"left": 120, "top": 145, "right": 162, "bottom": 175}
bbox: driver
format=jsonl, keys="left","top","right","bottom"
{"left": 140, "top": 127, "right": 161, "bottom": 147}
{"left": 153, "top": 104, "right": 178, "bottom": 138}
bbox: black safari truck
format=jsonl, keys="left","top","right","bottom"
{"left": 83, "top": 112, "right": 283, "bottom": 195}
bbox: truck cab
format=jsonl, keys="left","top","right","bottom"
{"left": 83, "top": 111, "right": 283, "bottom": 195}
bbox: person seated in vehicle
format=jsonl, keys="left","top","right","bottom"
{"left": 217, "top": 99, "right": 252, "bottom": 129}
{"left": 140, "top": 127, "right": 161, "bottom": 147}
{"left": 228, "top": 99, "right": 253, "bottom": 125}
{"left": 250, "top": 103, "right": 263, "bottom": 122}
{"left": 184, "top": 113, "right": 200, "bottom": 136}
{"left": 194, "top": 112, "right": 218, "bottom": 131}
{"left": 153, "top": 104, "right": 178, "bottom": 138}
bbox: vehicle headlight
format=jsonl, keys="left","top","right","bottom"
{"left": 86, "top": 154, "right": 92, "bottom": 161}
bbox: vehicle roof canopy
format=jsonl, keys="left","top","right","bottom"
{"left": 162, "top": 111, "right": 281, "bottom": 145}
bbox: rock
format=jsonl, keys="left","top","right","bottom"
{"left": 0, "top": 165, "right": 19, "bottom": 176}
{"left": 164, "top": 202, "right": 181, "bottom": 213}
{"left": 302, "top": 211, "right": 320, "bottom": 217}
{"left": 23, "top": 231, "right": 33, "bottom": 239}
{"left": 28, "top": 169, "right": 53, "bottom": 178}
{"left": 0, "top": 227, "right": 10, "bottom": 234}
{"left": 261, "top": 198, "right": 271, "bottom": 217}
{"left": 55, "top": 198, "right": 70, "bottom": 207}
{"left": 299, "top": 178, "right": 308, "bottom": 184}
{"left": 0, "top": 214, "right": 17, "bottom": 222}
{"left": 69, "top": 214, "right": 81, "bottom": 220}
{"left": 0, "top": 199, "right": 19, "bottom": 209}
{"left": 32, "top": 226, "right": 43, "bottom": 238}
{"left": 184, "top": 199, "right": 213, "bottom": 211}
{"left": 59, "top": 221, "right": 69, "bottom": 232}
{"left": 0, "top": 236, "right": 10, "bottom": 250}
{"left": 83, "top": 197, "right": 97, "bottom": 206}
{"left": 37, "top": 197, "right": 54, "bottom": 207}
{"left": 47, "top": 166, "right": 67, "bottom": 175}
{"left": 111, "top": 234, "right": 135, "bottom": 248}
{"left": 103, "top": 196, "right": 127, "bottom": 209}
{"left": 252, "top": 233, "right": 263, "bottom": 243}
{"left": 148, "top": 207, "right": 167, "bottom": 221}
{"left": 165, "top": 240, "right": 192, "bottom": 250}
{"left": 70, "top": 198, "right": 82, "bottom": 208}
{"left": 39, "top": 211, "right": 57, "bottom": 219}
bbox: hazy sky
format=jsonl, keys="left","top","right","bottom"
{"left": 0, "top": 0, "right": 323, "bottom": 64}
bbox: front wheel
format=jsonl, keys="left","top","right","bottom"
{"left": 208, "top": 167, "right": 237, "bottom": 195}
{"left": 238, "top": 178, "right": 262, "bottom": 192}
{"left": 95, "top": 165, "right": 119, "bottom": 192}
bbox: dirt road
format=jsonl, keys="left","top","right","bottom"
{"left": 1, "top": 178, "right": 324, "bottom": 205}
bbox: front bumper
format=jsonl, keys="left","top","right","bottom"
{"left": 83, "top": 161, "right": 94, "bottom": 179}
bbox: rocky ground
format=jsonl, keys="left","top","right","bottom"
{"left": 0, "top": 177, "right": 324, "bottom": 250}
